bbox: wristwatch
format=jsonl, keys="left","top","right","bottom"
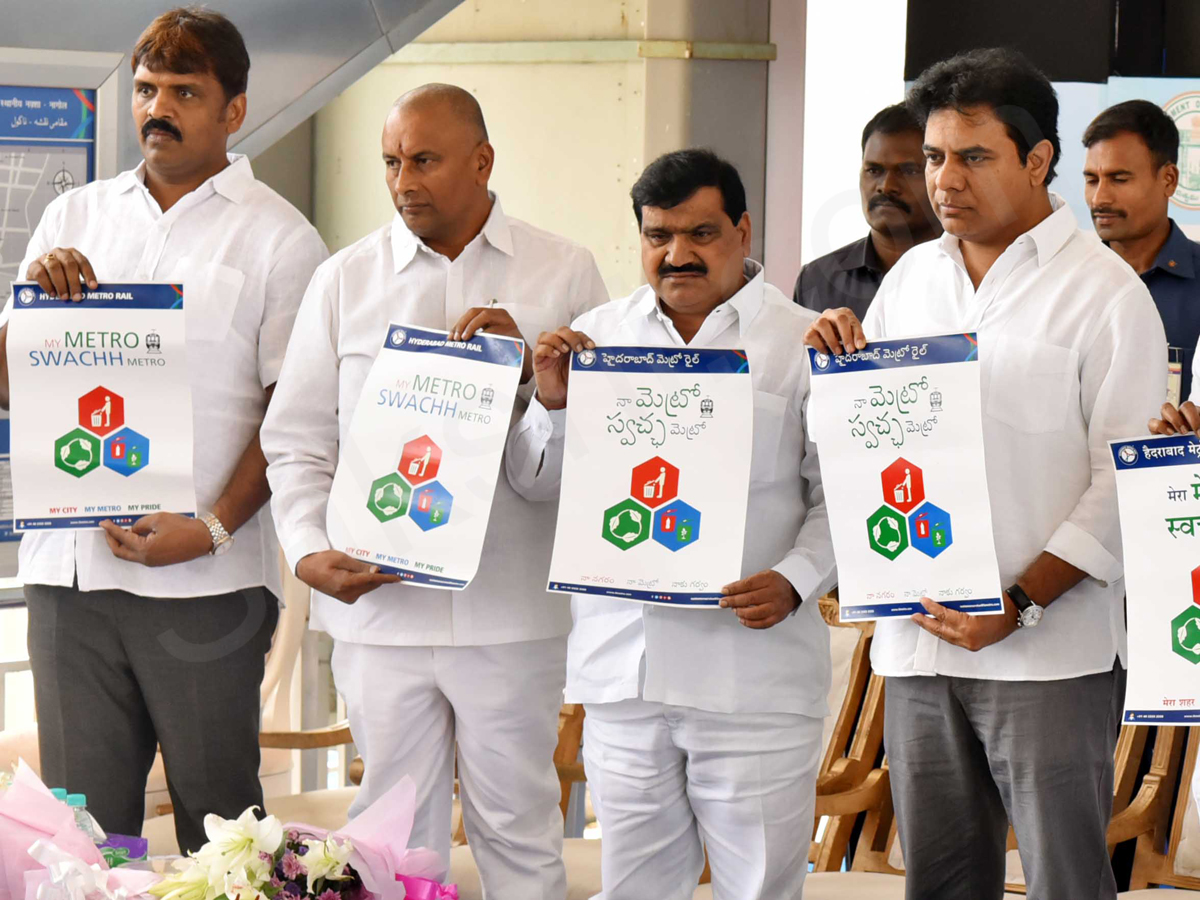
{"left": 1007, "top": 583, "right": 1043, "bottom": 629}
{"left": 201, "top": 513, "right": 234, "bottom": 557}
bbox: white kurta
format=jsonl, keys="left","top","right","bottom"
{"left": 2, "top": 154, "right": 328, "bottom": 599}
{"left": 863, "top": 195, "right": 1167, "bottom": 681}
{"left": 262, "top": 195, "right": 610, "bottom": 647}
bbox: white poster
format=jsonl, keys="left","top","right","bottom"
{"left": 547, "top": 347, "right": 753, "bottom": 607}
{"left": 6, "top": 282, "right": 195, "bottom": 530}
{"left": 326, "top": 324, "right": 523, "bottom": 590}
{"left": 806, "top": 333, "right": 1003, "bottom": 621}
{"left": 1111, "top": 434, "right": 1200, "bottom": 724}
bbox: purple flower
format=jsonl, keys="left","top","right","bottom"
{"left": 270, "top": 878, "right": 283, "bottom": 889}
{"left": 278, "top": 892, "right": 300, "bottom": 900}
{"left": 281, "top": 852, "right": 307, "bottom": 880}
{"left": 287, "top": 830, "right": 300, "bottom": 843}
{"left": 317, "top": 890, "right": 339, "bottom": 900}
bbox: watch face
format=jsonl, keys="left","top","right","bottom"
{"left": 212, "top": 536, "right": 233, "bottom": 556}
{"left": 1020, "top": 605, "right": 1043, "bottom": 628}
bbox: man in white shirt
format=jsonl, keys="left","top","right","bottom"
{"left": 261, "top": 84, "right": 607, "bottom": 898}
{"left": 806, "top": 49, "right": 1165, "bottom": 900}
{"left": 506, "top": 149, "right": 836, "bottom": 900}
{"left": 0, "top": 9, "right": 328, "bottom": 852}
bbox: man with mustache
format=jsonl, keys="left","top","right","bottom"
{"left": 507, "top": 149, "right": 836, "bottom": 899}
{"left": 262, "top": 84, "right": 608, "bottom": 898}
{"left": 794, "top": 103, "right": 941, "bottom": 319}
{"left": 0, "top": 8, "right": 327, "bottom": 851}
{"left": 806, "top": 49, "right": 1164, "bottom": 899}
{"left": 1084, "top": 100, "right": 1200, "bottom": 406}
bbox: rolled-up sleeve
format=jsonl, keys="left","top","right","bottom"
{"left": 1045, "top": 283, "right": 1167, "bottom": 583}
{"left": 505, "top": 394, "right": 567, "bottom": 502}
{"left": 262, "top": 265, "right": 342, "bottom": 572}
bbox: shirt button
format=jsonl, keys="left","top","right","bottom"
{"left": 1170, "top": 259, "right": 1178, "bottom": 268}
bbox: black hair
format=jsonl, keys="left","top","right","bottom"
{"left": 630, "top": 149, "right": 747, "bottom": 227}
{"left": 862, "top": 103, "right": 923, "bottom": 152}
{"left": 906, "top": 47, "right": 1060, "bottom": 184}
{"left": 1083, "top": 99, "right": 1179, "bottom": 169}
{"left": 132, "top": 7, "right": 250, "bottom": 102}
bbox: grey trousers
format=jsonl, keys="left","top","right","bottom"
{"left": 25, "top": 582, "right": 278, "bottom": 853}
{"left": 884, "top": 664, "right": 1125, "bottom": 900}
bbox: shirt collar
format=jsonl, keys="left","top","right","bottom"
{"left": 1150, "top": 219, "right": 1197, "bottom": 279}
{"left": 391, "top": 192, "right": 513, "bottom": 274}
{"left": 837, "top": 235, "right": 883, "bottom": 274}
{"left": 936, "top": 191, "right": 1077, "bottom": 269}
{"left": 633, "top": 259, "right": 766, "bottom": 338}
{"left": 114, "top": 153, "right": 253, "bottom": 203}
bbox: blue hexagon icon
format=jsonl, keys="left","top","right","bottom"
{"left": 409, "top": 480, "right": 453, "bottom": 531}
{"left": 102, "top": 427, "right": 150, "bottom": 477}
{"left": 909, "top": 501, "right": 952, "bottom": 558}
{"left": 653, "top": 500, "right": 701, "bottom": 551}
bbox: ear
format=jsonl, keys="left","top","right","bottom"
{"left": 1025, "top": 138, "right": 1054, "bottom": 187}
{"left": 223, "top": 93, "right": 247, "bottom": 136}
{"left": 736, "top": 211, "right": 752, "bottom": 256}
{"left": 475, "top": 140, "right": 495, "bottom": 186}
{"left": 1164, "top": 161, "right": 1180, "bottom": 199}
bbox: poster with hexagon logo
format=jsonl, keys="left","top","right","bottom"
{"left": 325, "top": 324, "right": 523, "bottom": 589}
{"left": 1111, "top": 434, "right": 1200, "bottom": 723}
{"left": 6, "top": 282, "right": 195, "bottom": 530}
{"left": 546, "top": 347, "right": 753, "bottom": 607}
{"left": 806, "top": 333, "right": 1002, "bottom": 620}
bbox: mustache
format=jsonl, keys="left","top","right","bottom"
{"left": 141, "top": 117, "right": 182, "bottom": 141}
{"left": 658, "top": 263, "right": 707, "bottom": 278}
{"left": 869, "top": 194, "right": 911, "bottom": 213}
{"left": 1091, "top": 207, "right": 1126, "bottom": 219}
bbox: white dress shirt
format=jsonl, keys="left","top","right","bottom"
{"left": 262, "top": 196, "right": 609, "bottom": 647}
{"left": 2, "top": 155, "right": 328, "bottom": 599}
{"left": 505, "top": 262, "right": 838, "bottom": 716}
{"left": 864, "top": 195, "right": 1167, "bottom": 681}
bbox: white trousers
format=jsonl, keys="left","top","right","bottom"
{"left": 583, "top": 699, "right": 823, "bottom": 900}
{"left": 332, "top": 638, "right": 568, "bottom": 900}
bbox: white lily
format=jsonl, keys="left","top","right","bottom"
{"left": 147, "top": 859, "right": 222, "bottom": 900}
{"left": 300, "top": 838, "right": 353, "bottom": 883}
{"left": 222, "top": 867, "right": 271, "bottom": 900}
{"left": 193, "top": 807, "right": 283, "bottom": 882}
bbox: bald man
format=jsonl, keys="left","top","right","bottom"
{"left": 262, "top": 84, "right": 608, "bottom": 897}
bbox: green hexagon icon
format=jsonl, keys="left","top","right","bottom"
{"left": 602, "top": 498, "right": 650, "bottom": 550}
{"left": 367, "top": 472, "right": 412, "bottom": 522}
{"left": 866, "top": 504, "right": 908, "bottom": 561}
{"left": 1171, "top": 605, "right": 1200, "bottom": 665}
{"left": 54, "top": 428, "right": 100, "bottom": 478}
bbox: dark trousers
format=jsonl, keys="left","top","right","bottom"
{"left": 884, "top": 664, "right": 1125, "bottom": 900}
{"left": 25, "top": 583, "right": 278, "bottom": 853}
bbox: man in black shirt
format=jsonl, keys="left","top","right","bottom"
{"left": 794, "top": 103, "right": 941, "bottom": 317}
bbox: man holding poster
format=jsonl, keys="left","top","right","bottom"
{"left": 806, "top": 49, "right": 1165, "bottom": 900}
{"left": 262, "top": 85, "right": 607, "bottom": 897}
{"left": 0, "top": 10, "right": 328, "bottom": 852}
{"left": 507, "top": 149, "right": 836, "bottom": 900}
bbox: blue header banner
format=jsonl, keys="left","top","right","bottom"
{"left": 1110, "top": 434, "right": 1200, "bottom": 470}
{"left": 0, "top": 87, "right": 95, "bottom": 141}
{"left": 807, "top": 333, "right": 979, "bottom": 376}
{"left": 382, "top": 324, "right": 523, "bottom": 368}
{"left": 11, "top": 283, "right": 183, "bottom": 311}
{"left": 572, "top": 346, "right": 750, "bottom": 375}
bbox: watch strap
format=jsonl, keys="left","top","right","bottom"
{"left": 1006, "top": 583, "right": 1034, "bottom": 613}
{"left": 201, "top": 513, "right": 232, "bottom": 554}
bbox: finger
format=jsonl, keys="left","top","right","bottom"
{"left": 804, "top": 322, "right": 831, "bottom": 355}
{"left": 1149, "top": 417, "right": 1178, "bottom": 436}
{"left": 720, "top": 588, "right": 773, "bottom": 610}
{"left": 833, "top": 311, "right": 862, "bottom": 353}
{"left": 1161, "top": 403, "right": 1187, "bottom": 434}
{"left": 130, "top": 515, "right": 157, "bottom": 536}
{"left": 735, "top": 601, "right": 783, "bottom": 622}
{"left": 555, "top": 327, "right": 592, "bottom": 355}
{"left": 59, "top": 254, "right": 84, "bottom": 300}
{"left": 720, "top": 573, "right": 766, "bottom": 596}
{"left": 69, "top": 249, "right": 98, "bottom": 290}
{"left": 101, "top": 521, "right": 146, "bottom": 550}
{"left": 449, "top": 307, "right": 486, "bottom": 340}
{"left": 738, "top": 608, "right": 785, "bottom": 629}
{"left": 104, "top": 533, "right": 141, "bottom": 562}
{"left": 850, "top": 315, "right": 867, "bottom": 351}
{"left": 28, "top": 263, "right": 56, "bottom": 297}
{"left": 340, "top": 571, "right": 403, "bottom": 590}
{"left": 1182, "top": 402, "right": 1200, "bottom": 435}
{"left": 43, "top": 255, "right": 71, "bottom": 299}
{"left": 814, "top": 318, "right": 844, "bottom": 355}
{"left": 457, "top": 310, "right": 494, "bottom": 342}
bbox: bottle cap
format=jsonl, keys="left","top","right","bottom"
{"left": 50, "top": 788, "right": 68, "bottom": 801}
{"left": 66, "top": 794, "right": 87, "bottom": 808}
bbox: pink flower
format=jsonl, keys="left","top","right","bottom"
{"left": 317, "top": 890, "right": 340, "bottom": 900}
{"left": 281, "top": 851, "right": 306, "bottom": 880}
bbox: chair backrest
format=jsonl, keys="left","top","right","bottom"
{"left": 1127, "top": 727, "right": 1200, "bottom": 890}
{"left": 260, "top": 555, "right": 312, "bottom": 733}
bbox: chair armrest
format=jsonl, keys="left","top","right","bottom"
{"left": 1107, "top": 775, "right": 1167, "bottom": 845}
{"left": 813, "top": 768, "right": 889, "bottom": 818}
{"left": 260, "top": 722, "right": 352, "bottom": 750}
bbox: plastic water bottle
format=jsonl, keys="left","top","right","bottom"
{"left": 66, "top": 794, "right": 100, "bottom": 842}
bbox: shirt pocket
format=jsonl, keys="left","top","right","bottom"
{"left": 985, "top": 335, "right": 1079, "bottom": 434}
{"left": 178, "top": 258, "right": 245, "bottom": 343}
{"left": 492, "top": 302, "right": 564, "bottom": 348}
{"left": 751, "top": 390, "right": 788, "bottom": 484}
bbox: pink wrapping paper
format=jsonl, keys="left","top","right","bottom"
{"left": 23, "top": 841, "right": 160, "bottom": 900}
{"left": 0, "top": 762, "right": 105, "bottom": 900}
{"left": 286, "top": 775, "right": 447, "bottom": 900}
{"left": 393, "top": 875, "right": 457, "bottom": 900}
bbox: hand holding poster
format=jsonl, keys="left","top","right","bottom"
{"left": 1111, "top": 434, "right": 1200, "bottom": 723}
{"left": 326, "top": 324, "right": 523, "bottom": 590}
{"left": 547, "top": 346, "right": 753, "bottom": 607}
{"left": 805, "top": 334, "right": 1002, "bottom": 620}
{"left": 6, "top": 282, "right": 195, "bottom": 530}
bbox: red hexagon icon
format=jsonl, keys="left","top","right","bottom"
{"left": 399, "top": 435, "right": 442, "bottom": 486}
{"left": 881, "top": 457, "right": 924, "bottom": 514}
{"left": 78, "top": 386, "right": 125, "bottom": 437}
{"left": 630, "top": 456, "right": 680, "bottom": 508}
